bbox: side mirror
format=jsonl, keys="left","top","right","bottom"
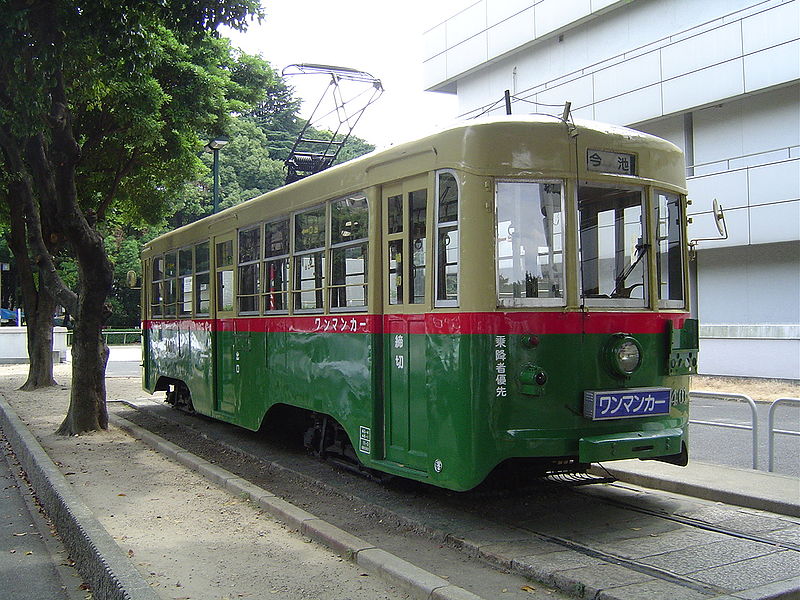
{"left": 712, "top": 198, "right": 727, "bottom": 238}
{"left": 126, "top": 270, "right": 140, "bottom": 289}
{"left": 689, "top": 198, "right": 728, "bottom": 258}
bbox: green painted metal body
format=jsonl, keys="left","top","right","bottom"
{"left": 144, "top": 315, "right": 693, "bottom": 491}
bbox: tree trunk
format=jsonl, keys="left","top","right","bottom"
{"left": 56, "top": 314, "right": 109, "bottom": 434}
{"left": 20, "top": 292, "right": 59, "bottom": 390}
{"left": 4, "top": 170, "right": 59, "bottom": 390}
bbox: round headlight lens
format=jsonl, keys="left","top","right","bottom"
{"left": 616, "top": 340, "right": 641, "bottom": 374}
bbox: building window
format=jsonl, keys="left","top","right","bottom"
{"left": 655, "top": 190, "right": 685, "bottom": 308}
{"left": 293, "top": 206, "right": 326, "bottom": 311}
{"left": 238, "top": 226, "right": 261, "bottom": 314}
{"left": 435, "top": 171, "right": 458, "bottom": 306}
{"left": 578, "top": 185, "right": 648, "bottom": 307}
{"left": 263, "top": 218, "right": 289, "bottom": 312}
{"left": 330, "top": 194, "right": 368, "bottom": 310}
{"left": 496, "top": 181, "right": 565, "bottom": 306}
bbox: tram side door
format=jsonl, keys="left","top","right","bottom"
{"left": 382, "top": 176, "right": 430, "bottom": 472}
{"left": 212, "top": 232, "right": 237, "bottom": 415}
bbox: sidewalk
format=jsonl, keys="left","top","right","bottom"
{"left": 1, "top": 431, "right": 84, "bottom": 600}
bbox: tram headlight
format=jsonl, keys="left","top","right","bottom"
{"left": 605, "top": 334, "right": 643, "bottom": 378}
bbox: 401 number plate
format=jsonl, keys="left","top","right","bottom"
{"left": 584, "top": 387, "right": 671, "bottom": 420}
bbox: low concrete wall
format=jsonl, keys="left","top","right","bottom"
{"left": 0, "top": 326, "right": 68, "bottom": 364}
{"left": 699, "top": 324, "right": 800, "bottom": 379}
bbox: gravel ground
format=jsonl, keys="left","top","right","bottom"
{"left": 691, "top": 374, "right": 799, "bottom": 403}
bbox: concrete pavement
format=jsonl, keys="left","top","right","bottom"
{"left": 589, "top": 460, "right": 800, "bottom": 518}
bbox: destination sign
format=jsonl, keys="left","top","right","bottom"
{"left": 586, "top": 149, "right": 636, "bottom": 175}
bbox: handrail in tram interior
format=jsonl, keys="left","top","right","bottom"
{"left": 768, "top": 398, "right": 800, "bottom": 473}
{"left": 689, "top": 391, "right": 758, "bottom": 470}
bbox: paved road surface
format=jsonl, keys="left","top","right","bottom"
{"left": 690, "top": 395, "right": 800, "bottom": 477}
{"left": 1, "top": 434, "right": 83, "bottom": 600}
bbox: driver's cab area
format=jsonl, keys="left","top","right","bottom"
{"left": 578, "top": 184, "right": 686, "bottom": 310}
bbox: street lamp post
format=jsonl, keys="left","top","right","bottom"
{"left": 204, "top": 136, "right": 229, "bottom": 214}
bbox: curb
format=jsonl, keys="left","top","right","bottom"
{"left": 0, "top": 395, "right": 160, "bottom": 600}
{"left": 109, "top": 413, "right": 485, "bottom": 600}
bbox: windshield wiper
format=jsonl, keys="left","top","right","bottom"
{"left": 611, "top": 243, "right": 649, "bottom": 298}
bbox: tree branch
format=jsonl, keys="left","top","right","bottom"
{"left": 0, "top": 132, "right": 79, "bottom": 316}
{"left": 96, "top": 147, "right": 138, "bottom": 221}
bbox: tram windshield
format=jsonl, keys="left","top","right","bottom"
{"left": 655, "top": 190, "right": 685, "bottom": 308}
{"left": 578, "top": 185, "right": 648, "bottom": 306}
{"left": 496, "top": 181, "right": 564, "bottom": 306}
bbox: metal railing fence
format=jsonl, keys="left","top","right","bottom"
{"left": 768, "top": 398, "right": 800, "bottom": 473}
{"left": 689, "top": 391, "right": 759, "bottom": 469}
{"left": 66, "top": 329, "right": 141, "bottom": 346}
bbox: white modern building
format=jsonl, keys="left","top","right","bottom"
{"left": 424, "top": 0, "right": 800, "bottom": 379}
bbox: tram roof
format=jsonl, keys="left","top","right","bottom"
{"left": 144, "top": 115, "right": 684, "bottom": 255}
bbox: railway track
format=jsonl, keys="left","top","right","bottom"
{"left": 113, "top": 398, "right": 800, "bottom": 599}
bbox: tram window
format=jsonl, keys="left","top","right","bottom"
{"left": 239, "top": 227, "right": 260, "bottom": 263}
{"left": 331, "top": 194, "right": 368, "bottom": 244}
{"left": 164, "top": 276, "right": 177, "bottom": 317}
{"left": 216, "top": 240, "right": 233, "bottom": 267}
{"left": 264, "top": 219, "right": 289, "bottom": 257}
{"left": 331, "top": 244, "right": 367, "bottom": 309}
{"left": 165, "top": 252, "right": 176, "bottom": 279}
{"left": 178, "top": 247, "right": 193, "bottom": 317}
{"left": 217, "top": 269, "right": 234, "bottom": 312}
{"left": 295, "top": 206, "right": 326, "bottom": 251}
{"left": 435, "top": 172, "right": 459, "bottom": 305}
{"left": 331, "top": 195, "right": 368, "bottom": 310}
{"left": 388, "top": 194, "right": 403, "bottom": 234}
{"left": 496, "top": 181, "right": 564, "bottom": 306}
{"left": 578, "top": 185, "right": 647, "bottom": 305}
{"left": 294, "top": 206, "right": 326, "bottom": 311}
{"left": 409, "top": 190, "right": 427, "bottom": 304}
{"left": 388, "top": 239, "right": 403, "bottom": 305}
{"left": 263, "top": 258, "right": 288, "bottom": 311}
{"left": 215, "top": 240, "right": 234, "bottom": 312}
{"left": 151, "top": 256, "right": 164, "bottom": 317}
{"left": 263, "top": 219, "right": 289, "bottom": 312}
{"left": 237, "top": 263, "right": 259, "bottom": 313}
{"left": 163, "top": 251, "right": 177, "bottom": 316}
{"left": 656, "top": 191, "right": 685, "bottom": 307}
{"left": 195, "top": 242, "right": 210, "bottom": 272}
{"left": 238, "top": 227, "right": 261, "bottom": 314}
{"left": 294, "top": 252, "right": 325, "bottom": 310}
{"left": 194, "top": 242, "right": 210, "bottom": 316}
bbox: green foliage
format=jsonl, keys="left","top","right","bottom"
{"left": 0, "top": 0, "right": 378, "bottom": 328}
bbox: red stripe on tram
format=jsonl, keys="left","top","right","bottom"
{"left": 144, "top": 312, "right": 688, "bottom": 336}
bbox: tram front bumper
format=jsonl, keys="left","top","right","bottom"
{"left": 578, "top": 427, "right": 684, "bottom": 463}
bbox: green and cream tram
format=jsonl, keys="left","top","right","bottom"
{"left": 142, "top": 115, "right": 697, "bottom": 491}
